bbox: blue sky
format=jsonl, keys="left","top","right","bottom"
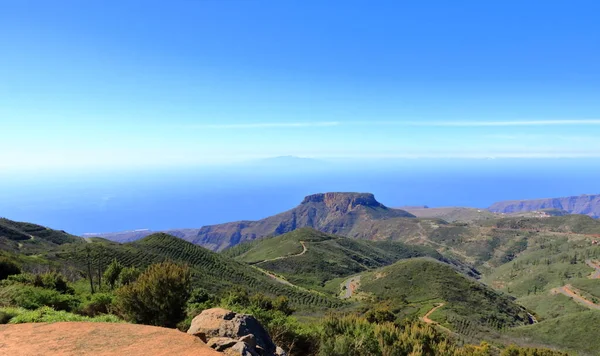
{"left": 2, "top": 0, "right": 600, "bottom": 171}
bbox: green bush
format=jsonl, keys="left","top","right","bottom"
{"left": 4, "top": 273, "right": 35, "bottom": 284}
{"left": 2, "top": 284, "right": 79, "bottom": 311}
{"left": 272, "top": 296, "right": 294, "bottom": 316}
{"left": 78, "top": 293, "right": 114, "bottom": 317}
{"left": 250, "top": 293, "right": 274, "bottom": 310}
{"left": 0, "top": 258, "right": 21, "bottom": 280}
{"left": 118, "top": 266, "right": 140, "bottom": 286}
{"left": 104, "top": 259, "right": 123, "bottom": 290}
{"left": 0, "top": 307, "right": 21, "bottom": 324}
{"left": 115, "top": 262, "right": 191, "bottom": 328}
{"left": 2, "top": 306, "right": 122, "bottom": 324}
{"left": 33, "top": 272, "right": 73, "bottom": 294}
{"left": 500, "top": 345, "right": 567, "bottom": 356}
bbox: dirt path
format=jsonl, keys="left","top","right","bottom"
{"left": 341, "top": 275, "right": 361, "bottom": 299}
{"left": 551, "top": 285, "right": 600, "bottom": 311}
{"left": 253, "top": 266, "right": 294, "bottom": 287}
{"left": 421, "top": 303, "right": 445, "bottom": 324}
{"left": 0, "top": 322, "right": 221, "bottom": 356}
{"left": 257, "top": 241, "right": 308, "bottom": 264}
{"left": 420, "top": 303, "right": 454, "bottom": 334}
{"left": 549, "top": 260, "right": 600, "bottom": 310}
{"left": 586, "top": 260, "right": 600, "bottom": 279}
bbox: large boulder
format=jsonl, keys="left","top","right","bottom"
{"left": 188, "top": 308, "right": 281, "bottom": 356}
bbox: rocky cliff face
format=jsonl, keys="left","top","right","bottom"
{"left": 184, "top": 192, "right": 415, "bottom": 251}
{"left": 93, "top": 192, "right": 424, "bottom": 251}
{"left": 488, "top": 194, "right": 600, "bottom": 218}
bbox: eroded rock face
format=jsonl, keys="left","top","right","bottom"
{"left": 188, "top": 308, "right": 282, "bottom": 356}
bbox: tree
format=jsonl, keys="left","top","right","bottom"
{"left": 115, "top": 262, "right": 191, "bottom": 328}
{"left": 118, "top": 267, "right": 140, "bottom": 286}
{"left": 85, "top": 246, "right": 95, "bottom": 294}
{"left": 0, "top": 257, "right": 21, "bottom": 280}
{"left": 103, "top": 259, "right": 123, "bottom": 290}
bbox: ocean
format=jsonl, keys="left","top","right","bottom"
{"left": 1, "top": 158, "right": 599, "bottom": 235}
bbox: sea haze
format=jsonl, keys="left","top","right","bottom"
{"left": 1, "top": 158, "right": 599, "bottom": 235}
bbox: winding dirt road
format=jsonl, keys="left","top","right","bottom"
{"left": 341, "top": 275, "right": 361, "bottom": 299}
{"left": 551, "top": 285, "right": 600, "bottom": 310}
{"left": 550, "top": 260, "right": 600, "bottom": 310}
{"left": 421, "top": 303, "right": 446, "bottom": 324}
{"left": 586, "top": 260, "right": 600, "bottom": 279}
{"left": 257, "top": 241, "right": 307, "bottom": 264}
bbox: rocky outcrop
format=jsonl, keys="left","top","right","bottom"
{"left": 186, "top": 192, "right": 415, "bottom": 250}
{"left": 489, "top": 194, "right": 600, "bottom": 218}
{"left": 188, "top": 308, "right": 286, "bottom": 356}
{"left": 96, "top": 192, "right": 419, "bottom": 251}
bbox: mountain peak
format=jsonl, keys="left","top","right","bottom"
{"left": 301, "top": 192, "right": 385, "bottom": 210}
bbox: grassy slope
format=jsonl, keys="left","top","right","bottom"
{"left": 358, "top": 258, "right": 528, "bottom": 330}
{"left": 507, "top": 311, "right": 600, "bottom": 356}
{"left": 56, "top": 233, "right": 341, "bottom": 309}
{"left": 482, "top": 215, "right": 600, "bottom": 235}
{"left": 477, "top": 219, "right": 600, "bottom": 354}
{"left": 223, "top": 228, "right": 461, "bottom": 292}
{"left": 482, "top": 233, "right": 600, "bottom": 299}
{"left": 0, "top": 218, "right": 83, "bottom": 255}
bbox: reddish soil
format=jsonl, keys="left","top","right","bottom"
{"left": 0, "top": 322, "right": 222, "bottom": 356}
{"left": 422, "top": 303, "right": 445, "bottom": 324}
{"left": 554, "top": 285, "right": 600, "bottom": 311}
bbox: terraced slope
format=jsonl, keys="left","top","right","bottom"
{"left": 357, "top": 258, "right": 529, "bottom": 331}
{"left": 57, "top": 233, "right": 341, "bottom": 309}
{"left": 0, "top": 217, "right": 83, "bottom": 255}
{"left": 223, "top": 228, "right": 471, "bottom": 292}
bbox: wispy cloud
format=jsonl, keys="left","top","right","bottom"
{"left": 189, "top": 121, "right": 340, "bottom": 129}
{"left": 484, "top": 134, "right": 596, "bottom": 141}
{"left": 187, "top": 119, "right": 600, "bottom": 129}
{"left": 397, "top": 119, "right": 600, "bottom": 127}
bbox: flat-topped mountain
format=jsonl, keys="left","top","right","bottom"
{"left": 90, "top": 192, "right": 418, "bottom": 251}
{"left": 184, "top": 192, "right": 415, "bottom": 251}
{"left": 489, "top": 194, "right": 600, "bottom": 218}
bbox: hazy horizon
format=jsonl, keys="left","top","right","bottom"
{"left": 2, "top": 1, "right": 600, "bottom": 234}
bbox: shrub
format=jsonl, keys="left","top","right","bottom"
{"left": 33, "top": 272, "right": 72, "bottom": 294}
{"left": 5, "top": 273, "right": 35, "bottom": 285}
{"left": 250, "top": 293, "right": 274, "bottom": 311}
{"left": 3, "top": 306, "right": 122, "bottom": 324}
{"left": 365, "top": 307, "right": 395, "bottom": 324}
{"left": 272, "top": 296, "right": 294, "bottom": 316}
{"left": 0, "top": 258, "right": 21, "bottom": 280}
{"left": 78, "top": 293, "right": 114, "bottom": 317}
{"left": 2, "top": 284, "right": 79, "bottom": 311}
{"left": 115, "top": 262, "right": 191, "bottom": 328}
{"left": 103, "top": 259, "right": 123, "bottom": 290}
{"left": 118, "top": 267, "right": 140, "bottom": 286}
{"left": 220, "top": 287, "right": 250, "bottom": 308}
{"left": 0, "top": 307, "right": 21, "bottom": 324}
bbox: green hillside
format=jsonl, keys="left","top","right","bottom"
{"left": 478, "top": 220, "right": 600, "bottom": 353}
{"left": 507, "top": 310, "right": 600, "bottom": 356}
{"left": 482, "top": 214, "right": 600, "bottom": 235}
{"left": 358, "top": 258, "right": 529, "bottom": 332}
{"left": 0, "top": 218, "right": 83, "bottom": 254}
{"left": 223, "top": 228, "right": 469, "bottom": 292}
{"left": 56, "top": 233, "right": 341, "bottom": 309}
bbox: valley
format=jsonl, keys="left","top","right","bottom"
{"left": 3, "top": 192, "right": 600, "bottom": 355}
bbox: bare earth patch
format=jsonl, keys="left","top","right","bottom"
{"left": 0, "top": 322, "right": 222, "bottom": 356}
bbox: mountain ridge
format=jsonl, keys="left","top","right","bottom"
{"left": 489, "top": 194, "right": 600, "bottom": 218}
{"left": 90, "top": 192, "right": 417, "bottom": 251}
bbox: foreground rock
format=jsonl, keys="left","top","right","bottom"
{"left": 0, "top": 322, "right": 221, "bottom": 356}
{"left": 188, "top": 308, "right": 287, "bottom": 356}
